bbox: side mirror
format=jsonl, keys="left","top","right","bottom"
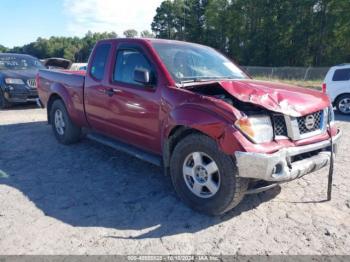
{"left": 134, "top": 68, "right": 151, "bottom": 85}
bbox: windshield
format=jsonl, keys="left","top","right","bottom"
{"left": 0, "top": 55, "right": 44, "bottom": 70}
{"left": 152, "top": 42, "right": 247, "bottom": 83}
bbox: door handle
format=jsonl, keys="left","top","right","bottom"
{"left": 104, "top": 88, "right": 121, "bottom": 97}
{"left": 105, "top": 88, "right": 115, "bottom": 97}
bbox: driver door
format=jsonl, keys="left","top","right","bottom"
{"left": 102, "top": 45, "right": 161, "bottom": 154}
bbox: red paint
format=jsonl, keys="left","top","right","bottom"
{"left": 37, "top": 38, "right": 338, "bottom": 157}
{"left": 219, "top": 79, "right": 330, "bottom": 117}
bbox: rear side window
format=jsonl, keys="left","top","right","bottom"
{"left": 90, "top": 44, "right": 111, "bottom": 80}
{"left": 113, "top": 49, "right": 152, "bottom": 85}
{"left": 332, "top": 68, "right": 350, "bottom": 81}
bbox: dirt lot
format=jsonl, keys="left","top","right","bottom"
{"left": 0, "top": 104, "right": 349, "bottom": 255}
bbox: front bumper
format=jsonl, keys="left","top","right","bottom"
{"left": 4, "top": 88, "right": 38, "bottom": 103}
{"left": 235, "top": 129, "right": 342, "bottom": 182}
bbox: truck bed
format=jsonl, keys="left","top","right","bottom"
{"left": 38, "top": 69, "right": 85, "bottom": 98}
{"left": 37, "top": 69, "right": 87, "bottom": 126}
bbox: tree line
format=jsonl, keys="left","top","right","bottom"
{"left": 0, "top": 0, "right": 349, "bottom": 66}
{"left": 0, "top": 30, "right": 154, "bottom": 62}
{"left": 151, "top": 0, "right": 350, "bottom": 66}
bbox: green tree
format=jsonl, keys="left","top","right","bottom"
{"left": 0, "top": 44, "right": 8, "bottom": 53}
{"left": 3, "top": 1, "right": 350, "bottom": 67}
{"left": 328, "top": 0, "right": 350, "bottom": 63}
{"left": 152, "top": 0, "right": 177, "bottom": 39}
{"left": 183, "top": 0, "right": 208, "bottom": 42}
{"left": 203, "top": 0, "right": 230, "bottom": 52}
{"left": 151, "top": 0, "right": 350, "bottom": 66}
{"left": 123, "top": 29, "right": 138, "bottom": 38}
{"left": 140, "top": 30, "right": 155, "bottom": 38}
{"left": 5, "top": 31, "right": 117, "bottom": 62}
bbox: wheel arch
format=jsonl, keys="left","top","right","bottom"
{"left": 334, "top": 93, "right": 350, "bottom": 114}
{"left": 334, "top": 92, "right": 350, "bottom": 104}
{"left": 161, "top": 105, "right": 235, "bottom": 174}
{"left": 163, "top": 125, "right": 208, "bottom": 175}
{"left": 46, "top": 82, "right": 86, "bottom": 127}
{"left": 161, "top": 102, "right": 247, "bottom": 174}
{"left": 47, "top": 93, "right": 63, "bottom": 124}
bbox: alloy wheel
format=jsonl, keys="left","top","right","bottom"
{"left": 54, "top": 109, "right": 66, "bottom": 135}
{"left": 339, "top": 97, "right": 350, "bottom": 114}
{"left": 182, "top": 152, "right": 221, "bottom": 198}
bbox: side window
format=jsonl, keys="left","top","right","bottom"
{"left": 332, "top": 68, "right": 350, "bottom": 81}
{"left": 90, "top": 44, "right": 111, "bottom": 80}
{"left": 113, "top": 49, "right": 152, "bottom": 85}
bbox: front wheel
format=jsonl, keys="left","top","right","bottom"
{"left": 336, "top": 94, "right": 350, "bottom": 115}
{"left": 170, "top": 134, "right": 248, "bottom": 216}
{"left": 50, "top": 99, "right": 82, "bottom": 144}
{"left": 0, "top": 90, "right": 10, "bottom": 109}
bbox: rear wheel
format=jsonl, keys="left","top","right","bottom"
{"left": 0, "top": 90, "right": 10, "bottom": 109}
{"left": 170, "top": 133, "right": 248, "bottom": 216}
{"left": 50, "top": 99, "right": 82, "bottom": 144}
{"left": 336, "top": 94, "right": 350, "bottom": 115}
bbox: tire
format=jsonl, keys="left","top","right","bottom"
{"left": 0, "top": 90, "right": 10, "bottom": 109}
{"left": 335, "top": 94, "right": 350, "bottom": 115}
{"left": 50, "top": 99, "right": 82, "bottom": 144}
{"left": 170, "top": 133, "right": 248, "bottom": 216}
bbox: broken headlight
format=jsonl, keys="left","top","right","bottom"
{"left": 235, "top": 115, "right": 273, "bottom": 143}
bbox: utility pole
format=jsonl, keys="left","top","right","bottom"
{"left": 183, "top": 0, "right": 186, "bottom": 40}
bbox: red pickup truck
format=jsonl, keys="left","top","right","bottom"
{"left": 37, "top": 38, "right": 341, "bottom": 215}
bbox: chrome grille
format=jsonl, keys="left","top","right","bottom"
{"left": 297, "top": 111, "right": 323, "bottom": 134}
{"left": 27, "top": 79, "right": 37, "bottom": 89}
{"left": 273, "top": 115, "right": 288, "bottom": 137}
{"left": 272, "top": 109, "right": 325, "bottom": 140}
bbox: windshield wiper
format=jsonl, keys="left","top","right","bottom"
{"left": 179, "top": 77, "right": 219, "bottom": 84}
{"left": 179, "top": 76, "right": 238, "bottom": 84}
{"left": 179, "top": 79, "right": 196, "bottom": 84}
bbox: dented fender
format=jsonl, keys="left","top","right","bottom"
{"left": 164, "top": 105, "right": 228, "bottom": 138}
{"left": 162, "top": 103, "right": 246, "bottom": 157}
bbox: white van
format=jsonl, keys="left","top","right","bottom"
{"left": 70, "top": 63, "right": 87, "bottom": 71}
{"left": 324, "top": 64, "right": 350, "bottom": 114}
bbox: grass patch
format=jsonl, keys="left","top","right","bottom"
{"left": 255, "top": 77, "right": 322, "bottom": 90}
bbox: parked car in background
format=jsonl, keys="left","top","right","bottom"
{"left": 0, "top": 53, "right": 44, "bottom": 109}
{"left": 323, "top": 64, "right": 350, "bottom": 114}
{"left": 41, "top": 58, "right": 72, "bottom": 70}
{"left": 70, "top": 63, "right": 87, "bottom": 71}
{"left": 37, "top": 38, "right": 341, "bottom": 215}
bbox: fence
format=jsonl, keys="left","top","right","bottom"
{"left": 242, "top": 66, "right": 329, "bottom": 81}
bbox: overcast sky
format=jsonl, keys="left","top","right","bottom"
{"left": 0, "top": 0, "right": 163, "bottom": 48}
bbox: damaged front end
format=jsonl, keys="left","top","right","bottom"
{"left": 184, "top": 79, "right": 342, "bottom": 183}
{"left": 235, "top": 130, "right": 341, "bottom": 182}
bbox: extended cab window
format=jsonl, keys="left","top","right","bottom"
{"left": 114, "top": 49, "right": 152, "bottom": 85}
{"left": 332, "top": 68, "right": 350, "bottom": 81}
{"left": 90, "top": 44, "right": 111, "bottom": 80}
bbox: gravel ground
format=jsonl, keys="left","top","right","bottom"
{"left": 0, "top": 104, "right": 349, "bottom": 255}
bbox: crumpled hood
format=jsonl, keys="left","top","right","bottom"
{"left": 219, "top": 79, "right": 330, "bottom": 117}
